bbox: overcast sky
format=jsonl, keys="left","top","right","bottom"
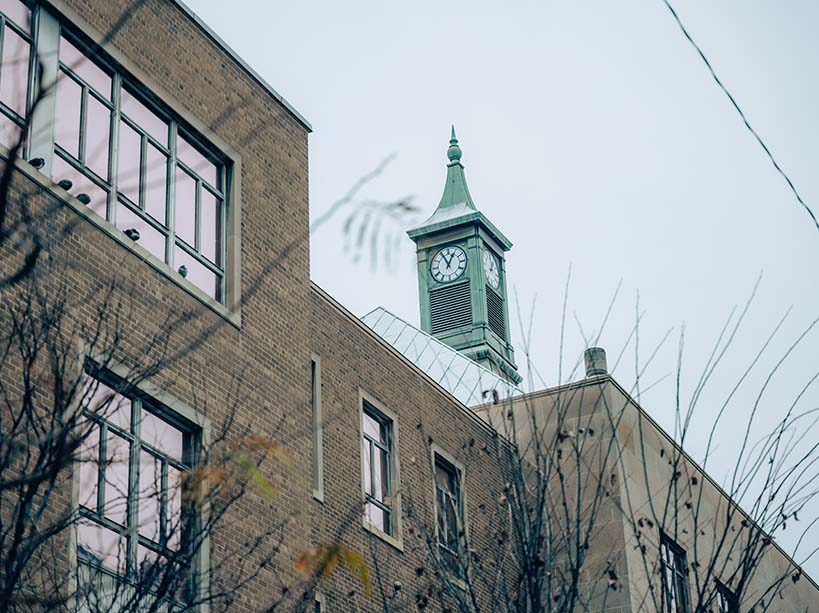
{"left": 187, "top": 0, "right": 819, "bottom": 576}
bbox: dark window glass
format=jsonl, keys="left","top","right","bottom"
{"left": 435, "top": 456, "right": 463, "bottom": 577}
{"left": 716, "top": 582, "right": 738, "bottom": 613}
{"left": 660, "top": 534, "right": 690, "bottom": 613}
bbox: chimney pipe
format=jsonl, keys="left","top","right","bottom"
{"left": 584, "top": 347, "right": 607, "bottom": 377}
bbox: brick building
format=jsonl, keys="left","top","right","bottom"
{"left": 0, "top": 0, "right": 816, "bottom": 611}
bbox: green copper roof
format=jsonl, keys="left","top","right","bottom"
{"left": 438, "top": 126, "right": 475, "bottom": 211}
{"left": 408, "top": 127, "right": 512, "bottom": 250}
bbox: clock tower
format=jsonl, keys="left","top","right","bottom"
{"left": 407, "top": 128, "right": 520, "bottom": 384}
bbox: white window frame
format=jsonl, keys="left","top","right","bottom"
{"left": 359, "top": 389, "right": 403, "bottom": 551}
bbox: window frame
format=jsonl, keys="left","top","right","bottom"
{"left": 53, "top": 29, "right": 228, "bottom": 303}
{"left": 75, "top": 365, "right": 200, "bottom": 606}
{"left": 70, "top": 355, "right": 213, "bottom": 612}
{"left": 0, "top": 2, "right": 243, "bottom": 324}
{"left": 715, "top": 580, "right": 738, "bottom": 613}
{"left": 659, "top": 532, "right": 691, "bottom": 613}
{"left": 0, "top": 0, "right": 36, "bottom": 153}
{"left": 359, "top": 390, "right": 402, "bottom": 550}
{"left": 431, "top": 446, "right": 467, "bottom": 583}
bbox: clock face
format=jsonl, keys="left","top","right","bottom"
{"left": 431, "top": 245, "right": 467, "bottom": 283}
{"left": 483, "top": 248, "right": 500, "bottom": 289}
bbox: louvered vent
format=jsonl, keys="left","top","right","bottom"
{"left": 430, "top": 281, "right": 472, "bottom": 334}
{"left": 486, "top": 286, "right": 506, "bottom": 340}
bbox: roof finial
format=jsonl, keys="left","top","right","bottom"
{"left": 447, "top": 125, "right": 462, "bottom": 163}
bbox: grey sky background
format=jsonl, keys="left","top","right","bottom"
{"left": 188, "top": 0, "right": 819, "bottom": 576}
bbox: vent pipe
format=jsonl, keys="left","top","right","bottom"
{"left": 584, "top": 347, "right": 608, "bottom": 377}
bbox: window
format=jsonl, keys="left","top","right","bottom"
{"left": 660, "top": 533, "right": 690, "bottom": 613}
{"left": 0, "top": 1, "right": 232, "bottom": 304}
{"left": 0, "top": 0, "right": 32, "bottom": 151}
{"left": 715, "top": 581, "right": 738, "bottom": 613}
{"left": 361, "top": 402, "right": 394, "bottom": 536}
{"left": 311, "top": 358, "right": 324, "bottom": 501}
{"left": 434, "top": 454, "right": 464, "bottom": 577}
{"left": 53, "top": 33, "right": 227, "bottom": 301}
{"left": 77, "top": 371, "right": 197, "bottom": 605}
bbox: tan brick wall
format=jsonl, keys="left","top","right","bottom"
{"left": 310, "top": 286, "right": 510, "bottom": 611}
{"left": 1, "top": 0, "right": 312, "bottom": 609}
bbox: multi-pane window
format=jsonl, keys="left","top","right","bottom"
{"left": 78, "top": 372, "right": 196, "bottom": 603}
{"left": 361, "top": 403, "right": 394, "bottom": 535}
{"left": 660, "top": 534, "right": 690, "bottom": 613}
{"left": 715, "top": 581, "right": 738, "bottom": 613}
{"left": 0, "top": 0, "right": 230, "bottom": 303}
{"left": 54, "top": 33, "right": 226, "bottom": 301}
{"left": 0, "top": 0, "right": 32, "bottom": 150}
{"left": 434, "top": 454, "right": 463, "bottom": 577}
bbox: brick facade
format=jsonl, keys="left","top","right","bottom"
{"left": 1, "top": 1, "right": 817, "bottom": 612}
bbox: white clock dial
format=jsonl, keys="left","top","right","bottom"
{"left": 431, "top": 245, "right": 467, "bottom": 283}
{"left": 483, "top": 249, "right": 500, "bottom": 289}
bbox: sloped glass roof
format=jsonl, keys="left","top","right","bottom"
{"left": 361, "top": 307, "right": 520, "bottom": 407}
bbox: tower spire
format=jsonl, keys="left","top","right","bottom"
{"left": 438, "top": 125, "right": 475, "bottom": 211}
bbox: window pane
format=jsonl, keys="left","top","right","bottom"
{"left": 363, "top": 412, "right": 381, "bottom": 441}
{"left": 77, "top": 520, "right": 126, "bottom": 573}
{"left": 365, "top": 501, "right": 386, "bottom": 533}
{"left": 0, "top": 0, "right": 31, "bottom": 31}
{"left": 435, "top": 462, "right": 453, "bottom": 491}
{"left": 0, "top": 111, "right": 21, "bottom": 150}
{"left": 138, "top": 450, "right": 161, "bottom": 543}
{"left": 445, "top": 496, "right": 459, "bottom": 549}
{"left": 79, "top": 423, "right": 100, "bottom": 510}
{"left": 174, "top": 165, "right": 196, "bottom": 246}
{"left": 200, "top": 189, "right": 221, "bottom": 265}
{"left": 121, "top": 88, "right": 167, "bottom": 145}
{"left": 140, "top": 408, "right": 183, "bottom": 461}
{"left": 117, "top": 200, "right": 166, "bottom": 261}
{"left": 52, "top": 155, "right": 108, "bottom": 218}
{"left": 117, "top": 120, "right": 141, "bottom": 205}
{"left": 362, "top": 438, "right": 371, "bottom": 495}
{"left": 81, "top": 375, "right": 130, "bottom": 430}
{"left": 55, "top": 70, "right": 81, "bottom": 158}
{"left": 166, "top": 465, "right": 183, "bottom": 550}
{"left": 372, "top": 446, "right": 385, "bottom": 501}
{"left": 59, "top": 36, "right": 110, "bottom": 98}
{"left": 0, "top": 25, "right": 29, "bottom": 116}
{"left": 177, "top": 134, "right": 217, "bottom": 187}
{"left": 103, "top": 431, "right": 129, "bottom": 525}
{"left": 144, "top": 143, "right": 167, "bottom": 223}
{"left": 85, "top": 94, "right": 110, "bottom": 179}
{"left": 174, "top": 246, "right": 220, "bottom": 300}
